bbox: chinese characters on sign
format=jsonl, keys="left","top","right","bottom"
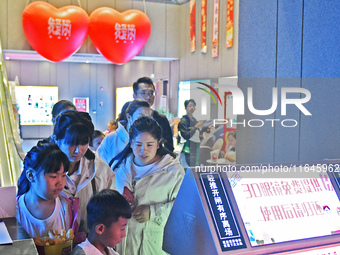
{"left": 260, "top": 201, "right": 323, "bottom": 222}
{"left": 200, "top": 172, "right": 246, "bottom": 251}
{"left": 201, "top": 0, "right": 207, "bottom": 53}
{"left": 241, "top": 175, "right": 334, "bottom": 222}
{"left": 73, "top": 97, "right": 89, "bottom": 112}
{"left": 212, "top": 0, "right": 220, "bottom": 57}
{"left": 190, "top": 0, "right": 196, "bottom": 52}
{"left": 226, "top": 0, "right": 234, "bottom": 48}
{"left": 242, "top": 175, "right": 333, "bottom": 199}
{"left": 115, "top": 23, "right": 136, "bottom": 43}
{"left": 48, "top": 17, "right": 71, "bottom": 39}
{"left": 228, "top": 169, "right": 340, "bottom": 246}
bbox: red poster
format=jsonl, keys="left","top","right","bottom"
{"left": 73, "top": 97, "right": 89, "bottom": 112}
{"left": 190, "top": 0, "right": 196, "bottom": 52}
{"left": 201, "top": 0, "right": 207, "bottom": 53}
{"left": 226, "top": 0, "right": 234, "bottom": 48}
{"left": 212, "top": 0, "right": 220, "bottom": 57}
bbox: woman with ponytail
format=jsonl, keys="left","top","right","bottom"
{"left": 16, "top": 142, "right": 71, "bottom": 238}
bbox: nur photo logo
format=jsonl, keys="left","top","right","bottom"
{"left": 196, "top": 82, "right": 312, "bottom": 128}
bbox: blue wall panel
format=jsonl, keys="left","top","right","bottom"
{"left": 238, "top": 0, "right": 340, "bottom": 164}
{"left": 300, "top": 79, "right": 340, "bottom": 161}
{"left": 277, "top": 0, "right": 303, "bottom": 79}
{"left": 237, "top": 0, "right": 278, "bottom": 163}
{"left": 238, "top": 0, "right": 277, "bottom": 78}
{"left": 299, "top": 0, "right": 340, "bottom": 161}
{"left": 274, "top": 0, "right": 303, "bottom": 163}
{"left": 302, "top": 0, "right": 340, "bottom": 78}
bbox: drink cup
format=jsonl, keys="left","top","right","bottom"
{"left": 210, "top": 149, "right": 219, "bottom": 161}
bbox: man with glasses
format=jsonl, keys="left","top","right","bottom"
{"left": 133, "top": 77, "right": 174, "bottom": 152}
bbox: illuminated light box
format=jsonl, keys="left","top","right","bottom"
{"left": 275, "top": 243, "right": 340, "bottom": 254}
{"left": 15, "top": 86, "right": 58, "bottom": 125}
{"left": 115, "top": 87, "right": 134, "bottom": 119}
{"left": 177, "top": 79, "right": 212, "bottom": 120}
{"left": 227, "top": 170, "right": 340, "bottom": 246}
{"left": 164, "top": 170, "right": 248, "bottom": 255}
{"left": 200, "top": 172, "right": 247, "bottom": 251}
{"left": 163, "top": 161, "right": 340, "bottom": 255}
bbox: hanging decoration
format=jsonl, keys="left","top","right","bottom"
{"left": 201, "top": 0, "right": 207, "bottom": 53}
{"left": 226, "top": 0, "right": 234, "bottom": 48}
{"left": 22, "top": 1, "right": 89, "bottom": 62}
{"left": 89, "top": 8, "right": 151, "bottom": 65}
{"left": 190, "top": 0, "right": 196, "bottom": 52}
{"left": 212, "top": 0, "right": 220, "bottom": 57}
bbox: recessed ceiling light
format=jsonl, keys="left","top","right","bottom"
{"left": 85, "top": 60, "right": 90, "bottom": 64}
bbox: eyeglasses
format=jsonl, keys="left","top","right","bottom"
{"left": 138, "top": 91, "right": 155, "bottom": 97}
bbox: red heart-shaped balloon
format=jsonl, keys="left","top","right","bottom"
{"left": 22, "top": 1, "right": 89, "bottom": 62}
{"left": 89, "top": 8, "right": 151, "bottom": 65}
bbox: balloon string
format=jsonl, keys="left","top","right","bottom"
{"left": 77, "top": 0, "right": 82, "bottom": 8}
{"left": 143, "top": 0, "right": 147, "bottom": 15}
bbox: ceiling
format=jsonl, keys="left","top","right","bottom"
{"left": 2, "top": 0, "right": 189, "bottom": 63}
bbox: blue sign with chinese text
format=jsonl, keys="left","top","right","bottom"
{"left": 199, "top": 172, "right": 247, "bottom": 252}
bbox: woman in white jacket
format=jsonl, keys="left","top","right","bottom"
{"left": 115, "top": 116, "right": 185, "bottom": 255}
{"left": 51, "top": 111, "right": 115, "bottom": 233}
{"left": 97, "top": 100, "right": 152, "bottom": 170}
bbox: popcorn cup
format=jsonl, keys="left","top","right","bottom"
{"left": 36, "top": 240, "right": 73, "bottom": 255}
{"left": 210, "top": 149, "right": 219, "bottom": 161}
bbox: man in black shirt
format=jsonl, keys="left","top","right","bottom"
{"left": 132, "top": 77, "right": 174, "bottom": 152}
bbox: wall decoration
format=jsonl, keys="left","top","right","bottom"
{"left": 15, "top": 86, "right": 58, "bottom": 125}
{"left": 89, "top": 8, "right": 151, "bottom": 65}
{"left": 190, "top": 0, "right": 196, "bottom": 52}
{"left": 73, "top": 97, "right": 89, "bottom": 112}
{"left": 226, "top": 0, "right": 234, "bottom": 48}
{"left": 201, "top": 0, "right": 207, "bottom": 53}
{"left": 212, "top": 0, "right": 220, "bottom": 57}
{"left": 22, "top": 1, "right": 89, "bottom": 62}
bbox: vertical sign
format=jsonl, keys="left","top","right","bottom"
{"left": 201, "top": 0, "right": 207, "bottom": 53}
{"left": 226, "top": 0, "right": 234, "bottom": 48}
{"left": 199, "top": 172, "right": 247, "bottom": 252}
{"left": 212, "top": 0, "right": 220, "bottom": 57}
{"left": 190, "top": 0, "right": 196, "bottom": 52}
{"left": 73, "top": 97, "right": 89, "bottom": 112}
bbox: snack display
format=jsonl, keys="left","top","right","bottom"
{"left": 34, "top": 229, "right": 74, "bottom": 255}
{"left": 33, "top": 229, "right": 74, "bottom": 246}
